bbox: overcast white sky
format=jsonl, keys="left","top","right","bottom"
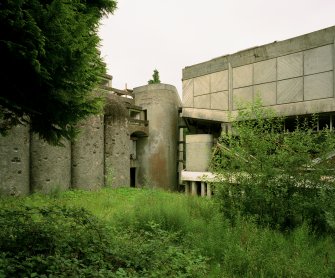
{"left": 98, "top": 0, "right": 335, "bottom": 96}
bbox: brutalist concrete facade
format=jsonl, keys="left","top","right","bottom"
{"left": 181, "top": 25, "right": 335, "bottom": 196}
{"left": 182, "top": 26, "right": 335, "bottom": 122}
{"left": 0, "top": 82, "right": 179, "bottom": 194}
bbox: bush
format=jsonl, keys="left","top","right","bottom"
{"left": 0, "top": 205, "right": 124, "bottom": 277}
{"left": 0, "top": 201, "right": 208, "bottom": 277}
{"left": 211, "top": 102, "right": 335, "bottom": 233}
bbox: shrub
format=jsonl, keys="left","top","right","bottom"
{"left": 211, "top": 102, "right": 335, "bottom": 233}
{"left": 0, "top": 201, "right": 208, "bottom": 277}
{"left": 0, "top": 205, "right": 124, "bottom": 277}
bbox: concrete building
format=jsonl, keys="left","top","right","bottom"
{"left": 0, "top": 75, "right": 181, "bottom": 195}
{"left": 2, "top": 25, "right": 335, "bottom": 196}
{"left": 181, "top": 25, "right": 335, "bottom": 195}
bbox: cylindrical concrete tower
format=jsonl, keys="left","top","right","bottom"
{"left": 134, "top": 84, "right": 181, "bottom": 190}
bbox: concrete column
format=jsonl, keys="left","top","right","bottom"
{"left": 228, "top": 62, "right": 233, "bottom": 112}
{"left": 201, "top": 182, "right": 206, "bottom": 197}
{"left": 185, "top": 182, "right": 190, "bottom": 195}
{"left": 207, "top": 183, "right": 212, "bottom": 198}
{"left": 191, "top": 181, "right": 197, "bottom": 196}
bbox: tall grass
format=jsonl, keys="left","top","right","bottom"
{"left": 1, "top": 187, "right": 335, "bottom": 277}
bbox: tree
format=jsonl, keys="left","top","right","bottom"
{"left": 0, "top": 0, "right": 117, "bottom": 144}
{"left": 148, "top": 69, "right": 161, "bottom": 84}
{"left": 211, "top": 101, "right": 335, "bottom": 233}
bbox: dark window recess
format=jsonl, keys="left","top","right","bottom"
{"left": 130, "top": 168, "right": 136, "bottom": 187}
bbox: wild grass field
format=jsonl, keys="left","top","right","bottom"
{"left": 1, "top": 187, "right": 335, "bottom": 277}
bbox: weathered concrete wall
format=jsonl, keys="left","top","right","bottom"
{"left": 186, "top": 134, "right": 213, "bottom": 172}
{"left": 30, "top": 135, "right": 71, "bottom": 193}
{"left": 0, "top": 125, "right": 30, "bottom": 196}
{"left": 105, "top": 117, "right": 130, "bottom": 187}
{"left": 72, "top": 115, "right": 104, "bottom": 190}
{"left": 134, "top": 84, "right": 181, "bottom": 190}
{"left": 182, "top": 26, "right": 335, "bottom": 122}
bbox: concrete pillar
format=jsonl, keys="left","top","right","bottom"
{"left": 31, "top": 135, "right": 71, "bottom": 193}
{"left": 201, "top": 182, "right": 206, "bottom": 197}
{"left": 207, "top": 183, "right": 212, "bottom": 198}
{"left": 185, "top": 182, "right": 190, "bottom": 195}
{"left": 71, "top": 115, "right": 104, "bottom": 190}
{"left": 0, "top": 124, "right": 30, "bottom": 195}
{"left": 191, "top": 181, "right": 197, "bottom": 196}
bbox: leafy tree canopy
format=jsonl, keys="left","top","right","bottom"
{"left": 148, "top": 69, "right": 161, "bottom": 84}
{"left": 0, "top": 0, "right": 117, "bottom": 144}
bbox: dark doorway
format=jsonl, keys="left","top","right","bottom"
{"left": 130, "top": 168, "right": 136, "bottom": 187}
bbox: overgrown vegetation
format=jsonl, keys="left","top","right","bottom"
{"left": 211, "top": 102, "right": 335, "bottom": 233}
{"left": 1, "top": 188, "right": 335, "bottom": 277}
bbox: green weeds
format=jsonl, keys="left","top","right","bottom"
{"left": 1, "top": 188, "right": 335, "bottom": 277}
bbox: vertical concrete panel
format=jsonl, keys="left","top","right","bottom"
{"left": 254, "top": 82, "right": 277, "bottom": 106}
{"left": 233, "top": 86, "right": 253, "bottom": 110}
{"left": 104, "top": 118, "right": 130, "bottom": 187}
{"left": 31, "top": 136, "right": 71, "bottom": 193}
{"left": 210, "top": 91, "right": 229, "bottom": 110}
{"left": 277, "top": 77, "right": 303, "bottom": 104}
{"left": 194, "top": 75, "right": 210, "bottom": 96}
{"left": 277, "top": 52, "right": 303, "bottom": 80}
{"left": 233, "top": 64, "right": 253, "bottom": 88}
{"left": 253, "top": 58, "right": 276, "bottom": 84}
{"left": 186, "top": 134, "right": 213, "bottom": 172}
{"left": 72, "top": 115, "right": 104, "bottom": 190}
{"left": 0, "top": 125, "right": 30, "bottom": 195}
{"left": 134, "top": 84, "right": 180, "bottom": 190}
{"left": 210, "top": 70, "right": 228, "bottom": 92}
{"left": 304, "top": 71, "right": 333, "bottom": 100}
{"left": 194, "top": 94, "right": 211, "bottom": 109}
{"left": 182, "top": 79, "right": 194, "bottom": 107}
{"left": 304, "top": 45, "right": 333, "bottom": 75}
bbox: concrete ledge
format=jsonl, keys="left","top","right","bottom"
{"left": 186, "top": 134, "right": 213, "bottom": 143}
{"left": 181, "top": 170, "right": 219, "bottom": 182}
{"left": 183, "top": 98, "right": 335, "bottom": 123}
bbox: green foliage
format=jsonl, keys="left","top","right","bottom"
{"left": 0, "top": 205, "right": 123, "bottom": 277}
{"left": 2, "top": 188, "right": 335, "bottom": 277}
{"left": 211, "top": 101, "right": 335, "bottom": 233}
{"left": 148, "top": 69, "right": 161, "bottom": 84}
{"left": 111, "top": 223, "right": 208, "bottom": 277}
{"left": 0, "top": 0, "right": 117, "bottom": 144}
{"left": 0, "top": 192, "right": 208, "bottom": 277}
